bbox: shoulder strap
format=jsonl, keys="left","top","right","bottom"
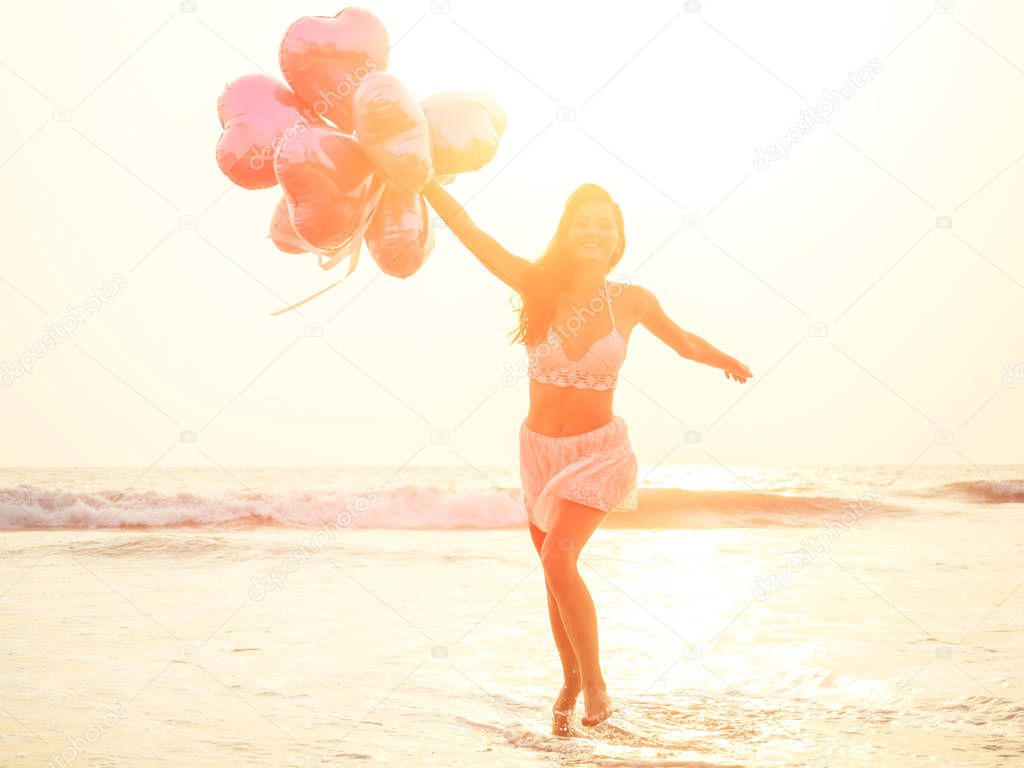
{"left": 605, "top": 282, "right": 616, "bottom": 330}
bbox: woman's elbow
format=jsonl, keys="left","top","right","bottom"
{"left": 675, "top": 332, "right": 701, "bottom": 360}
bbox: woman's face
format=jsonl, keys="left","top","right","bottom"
{"left": 566, "top": 200, "right": 620, "bottom": 268}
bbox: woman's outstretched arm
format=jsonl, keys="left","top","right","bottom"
{"left": 422, "top": 180, "right": 537, "bottom": 294}
{"left": 636, "top": 286, "right": 753, "bottom": 383}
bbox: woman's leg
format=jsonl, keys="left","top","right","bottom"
{"left": 530, "top": 521, "right": 582, "bottom": 735}
{"left": 539, "top": 498, "right": 614, "bottom": 726}
{"left": 529, "top": 522, "right": 580, "bottom": 688}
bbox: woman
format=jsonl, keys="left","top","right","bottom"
{"left": 422, "top": 179, "right": 753, "bottom": 734}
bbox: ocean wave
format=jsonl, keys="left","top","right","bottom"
{"left": 927, "top": 480, "right": 1024, "bottom": 504}
{"left": 0, "top": 483, "right": 907, "bottom": 530}
{"left": 0, "top": 484, "right": 523, "bottom": 530}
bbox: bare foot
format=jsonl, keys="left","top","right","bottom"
{"left": 581, "top": 684, "right": 613, "bottom": 727}
{"left": 552, "top": 682, "right": 580, "bottom": 736}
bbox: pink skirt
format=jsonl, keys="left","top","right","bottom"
{"left": 519, "top": 415, "right": 639, "bottom": 533}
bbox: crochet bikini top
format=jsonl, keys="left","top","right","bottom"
{"left": 526, "top": 281, "right": 627, "bottom": 391}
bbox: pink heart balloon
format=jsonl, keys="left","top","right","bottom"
{"left": 216, "top": 74, "right": 322, "bottom": 190}
{"left": 273, "top": 124, "right": 378, "bottom": 252}
{"left": 279, "top": 7, "right": 390, "bottom": 134}
{"left": 366, "top": 185, "right": 434, "bottom": 278}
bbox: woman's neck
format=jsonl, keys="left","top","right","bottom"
{"left": 563, "top": 273, "right": 606, "bottom": 301}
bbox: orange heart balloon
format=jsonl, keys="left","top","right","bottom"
{"left": 273, "top": 124, "right": 378, "bottom": 252}
{"left": 269, "top": 197, "right": 307, "bottom": 254}
{"left": 353, "top": 72, "right": 433, "bottom": 193}
{"left": 366, "top": 185, "right": 434, "bottom": 278}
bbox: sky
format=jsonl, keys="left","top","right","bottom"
{"left": 0, "top": 0, "right": 1022, "bottom": 469}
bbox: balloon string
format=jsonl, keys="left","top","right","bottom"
{"left": 268, "top": 176, "right": 387, "bottom": 317}
{"left": 268, "top": 249, "right": 360, "bottom": 317}
{"left": 316, "top": 240, "right": 357, "bottom": 271}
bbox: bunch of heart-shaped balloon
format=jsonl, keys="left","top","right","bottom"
{"left": 214, "top": 6, "right": 507, "bottom": 314}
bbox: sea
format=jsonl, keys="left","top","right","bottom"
{"left": 1, "top": 463, "right": 1021, "bottom": 766}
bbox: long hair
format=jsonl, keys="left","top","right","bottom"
{"left": 509, "top": 184, "right": 625, "bottom": 347}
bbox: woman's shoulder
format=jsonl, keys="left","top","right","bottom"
{"left": 607, "top": 281, "right": 657, "bottom": 326}
{"left": 606, "top": 280, "right": 647, "bottom": 303}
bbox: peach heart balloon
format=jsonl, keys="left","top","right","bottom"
{"left": 366, "top": 185, "right": 434, "bottom": 278}
{"left": 273, "top": 124, "right": 378, "bottom": 252}
{"left": 216, "top": 74, "right": 321, "bottom": 190}
{"left": 279, "top": 6, "right": 390, "bottom": 134}
{"left": 421, "top": 91, "right": 508, "bottom": 177}
{"left": 269, "top": 197, "right": 307, "bottom": 254}
{"left": 353, "top": 72, "right": 433, "bottom": 193}
{"left": 477, "top": 93, "right": 508, "bottom": 136}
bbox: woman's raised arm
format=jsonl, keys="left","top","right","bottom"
{"left": 637, "top": 286, "right": 753, "bottom": 383}
{"left": 422, "top": 180, "right": 537, "bottom": 295}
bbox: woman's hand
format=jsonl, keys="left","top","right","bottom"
{"left": 723, "top": 358, "right": 752, "bottom": 383}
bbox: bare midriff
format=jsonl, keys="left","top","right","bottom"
{"left": 524, "top": 380, "right": 615, "bottom": 437}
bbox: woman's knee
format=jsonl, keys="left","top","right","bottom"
{"left": 540, "top": 537, "right": 580, "bottom": 580}
{"left": 538, "top": 498, "right": 604, "bottom": 571}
